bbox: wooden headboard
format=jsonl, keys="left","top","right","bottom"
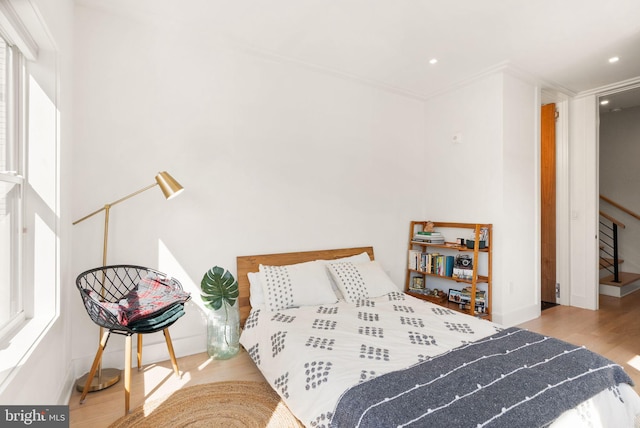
{"left": 236, "top": 246, "right": 374, "bottom": 325}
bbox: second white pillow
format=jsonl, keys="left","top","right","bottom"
{"left": 326, "top": 260, "right": 398, "bottom": 303}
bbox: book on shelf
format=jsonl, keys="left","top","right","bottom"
{"left": 461, "top": 286, "right": 486, "bottom": 303}
{"left": 416, "top": 231, "right": 442, "bottom": 236}
{"left": 413, "top": 231, "right": 445, "bottom": 244}
{"left": 458, "top": 303, "right": 488, "bottom": 314}
{"left": 448, "top": 288, "right": 486, "bottom": 310}
{"left": 445, "top": 255, "right": 454, "bottom": 277}
{"left": 425, "top": 253, "right": 441, "bottom": 274}
{"left": 408, "top": 250, "right": 422, "bottom": 270}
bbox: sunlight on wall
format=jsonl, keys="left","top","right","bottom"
{"left": 33, "top": 214, "right": 55, "bottom": 319}
{"left": 28, "top": 75, "right": 56, "bottom": 211}
{"left": 158, "top": 239, "right": 206, "bottom": 313}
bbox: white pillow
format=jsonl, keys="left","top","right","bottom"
{"left": 326, "top": 260, "right": 398, "bottom": 303}
{"left": 247, "top": 271, "right": 265, "bottom": 308}
{"left": 247, "top": 252, "right": 372, "bottom": 306}
{"left": 259, "top": 260, "right": 338, "bottom": 311}
{"left": 320, "top": 252, "right": 372, "bottom": 299}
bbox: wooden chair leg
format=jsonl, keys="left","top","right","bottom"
{"left": 137, "top": 334, "right": 143, "bottom": 370}
{"left": 163, "top": 328, "right": 180, "bottom": 377}
{"left": 124, "top": 335, "right": 132, "bottom": 415}
{"left": 79, "top": 330, "right": 111, "bottom": 404}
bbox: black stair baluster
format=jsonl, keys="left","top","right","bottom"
{"left": 612, "top": 223, "right": 619, "bottom": 283}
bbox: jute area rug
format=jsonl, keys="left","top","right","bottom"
{"left": 109, "top": 381, "right": 304, "bottom": 428}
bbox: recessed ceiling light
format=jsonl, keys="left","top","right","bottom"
{"left": 608, "top": 56, "right": 620, "bottom": 63}
{"left": 600, "top": 100, "right": 609, "bottom": 105}
{"left": 429, "top": 58, "right": 438, "bottom": 65}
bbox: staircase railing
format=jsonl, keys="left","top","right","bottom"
{"left": 600, "top": 194, "right": 640, "bottom": 222}
{"left": 599, "top": 194, "right": 640, "bottom": 283}
{"left": 598, "top": 211, "right": 624, "bottom": 282}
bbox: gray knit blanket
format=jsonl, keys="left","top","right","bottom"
{"left": 331, "top": 327, "right": 632, "bottom": 427}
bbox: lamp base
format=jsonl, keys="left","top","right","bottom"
{"left": 75, "top": 368, "right": 121, "bottom": 393}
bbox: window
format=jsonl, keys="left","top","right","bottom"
{"left": 0, "top": 1, "right": 60, "bottom": 392}
{"left": 0, "top": 36, "right": 24, "bottom": 336}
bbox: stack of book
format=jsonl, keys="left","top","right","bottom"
{"left": 413, "top": 231, "right": 445, "bottom": 244}
{"left": 448, "top": 287, "right": 487, "bottom": 313}
{"left": 407, "top": 250, "right": 454, "bottom": 277}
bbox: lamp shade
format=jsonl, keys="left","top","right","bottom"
{"left": 155, "top": 171, "right": 184, "bottom": 200}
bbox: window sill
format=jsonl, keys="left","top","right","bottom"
{"left": 0, "top": 314, "right": 55, "bottom": 393}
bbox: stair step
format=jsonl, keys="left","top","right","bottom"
{"left": 600, "top": 272, "right": 640, "bottom": 287}
{"left": 600, "top": 272, "right": 640, "bottom": 297}
{"left": 599, "top": 258, "right": 624, "bottom": 269}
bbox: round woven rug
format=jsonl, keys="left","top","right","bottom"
{"left": 109, "top": 381, "right": 304, "bottom": 428}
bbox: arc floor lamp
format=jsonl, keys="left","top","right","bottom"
{"left": 73, "top": 171, "right": 184, "bottom": 392}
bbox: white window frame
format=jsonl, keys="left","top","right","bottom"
{"left": 0, "top": 0, "right": 53, "bottom": 392}
{"left": 0, "top": 37, "right": 26, "bottom": 339}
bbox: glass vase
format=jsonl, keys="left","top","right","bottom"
{"left": 207, "top": 301, "right": 240, "bottom": 359}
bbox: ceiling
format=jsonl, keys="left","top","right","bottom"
{"left": 599, "top": 85, "right": 640, "bottom": 114}
{"left": 77, "top": 0, "right": 640, "bottom": 100}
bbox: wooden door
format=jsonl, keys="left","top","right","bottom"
{"left": 541, "top": 103, "right": 557, "bottom": 303}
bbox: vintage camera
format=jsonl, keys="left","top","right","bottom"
{"left": 455, "top": 255, "right": 473, "bottom": 268}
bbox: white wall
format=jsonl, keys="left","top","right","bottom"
{"left": 423, "top": 70, "right": 540, "bottom": 326}
{"left": 500, "top": 72, "right": 540, "bottom": 324}
{"left": 600, "top": 106, "right": 640, "bottom": 274}
{"left": 71, "top": 4, "right": 426, "bottom": 373}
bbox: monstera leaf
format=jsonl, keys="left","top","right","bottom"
{"left": 200, "top": 266, "right": 239, "bottom": 311}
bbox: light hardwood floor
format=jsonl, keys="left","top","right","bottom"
{"left": 519, "top": 291, "right": 640, "bottom": 390}
{"left": 68, "top": 348, "right": 266, "bottom": 427}
{"left": 69, "top": 292, "right": 640, "bottom": 427}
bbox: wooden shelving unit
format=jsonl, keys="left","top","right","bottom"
{"left": 404, "top": 221, "right": 492, "bottom": 320}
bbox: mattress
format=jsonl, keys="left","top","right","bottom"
{"left": 240, "top": 292, "right": 640, "bottom": 427}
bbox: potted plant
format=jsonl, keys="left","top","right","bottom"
{"left": 200, "top": 266, "right": 240, "bottom": 359}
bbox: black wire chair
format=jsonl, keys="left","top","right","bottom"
{"left": 76, "top": 265, "right": 190, "bottom": 414}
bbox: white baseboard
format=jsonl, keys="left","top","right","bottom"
{"left": 58, "top": 363, "right": 76, "bottom": 405}
{"left": 498, "top": 303, "right": 540, "bottom": 327}
{"left": 599, "top": 282, "right": 640, "bottom": 297}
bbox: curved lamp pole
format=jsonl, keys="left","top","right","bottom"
{"left": 73, "top": 171, "right": 184, "bottom": 392}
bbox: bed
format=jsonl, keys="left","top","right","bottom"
{"left": 238, "top": 247, "right": 640, "bottom": 427}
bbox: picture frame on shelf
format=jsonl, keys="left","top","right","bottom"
{"left": 411, "top": 276, "right": 425, "bottom": 289}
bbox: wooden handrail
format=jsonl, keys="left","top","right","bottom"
{"left": 599, "top": 210, "right": 625, "bottom": 229}
{"left": 600, "top": 194, "right": 640, "bottom": 222}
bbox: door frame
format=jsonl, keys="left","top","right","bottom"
{"left": 555, "top": 99, "right": 570, "bottom": 306}
{"left": 569, "top": 77, "right": 640, "bottom": 311}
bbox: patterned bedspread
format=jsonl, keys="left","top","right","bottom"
{"left": 332, "top": 327, "right": 632, "bottom": 427}
{"left": 239, "top": 292, "right": 640, "bottom": 428}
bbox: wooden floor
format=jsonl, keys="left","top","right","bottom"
{"left": 69, "top": 292, "right": 640, "bottom": 427}
{"left": 519, "top": 291, "right": 640, "bottom": 390}
{"left": 68, "top": 348, "right": 266, "bottom": 428}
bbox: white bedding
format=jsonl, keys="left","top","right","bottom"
{"left": 240, "top": 292, "right": 640, "bottom": 427}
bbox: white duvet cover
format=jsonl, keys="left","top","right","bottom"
{"left": 240, "top": 292, "right": 640, "bottom": 427}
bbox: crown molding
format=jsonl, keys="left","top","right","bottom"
{"left": 422, "top": 60, "right": 576, "bottom": 101}
{"left": 575, "top": 75, "right": 640, "bottom": 99}
{"left": 0, "top": 0, "right": 38, "bottom": 60}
